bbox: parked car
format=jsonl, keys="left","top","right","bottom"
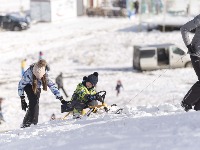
{"left": 0, "top": 13, "right": 30, "bottom": 31}
{"left": 133, "top": 43, "right": 192, "bottom": 71}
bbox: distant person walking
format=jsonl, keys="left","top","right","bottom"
{"left": 134, "top": 0, "right": 139, "bottom": 15}
{"left": 39, "top": 51, "right": 43, "bottom": 60}
{"left": 21, "top": 59, "right": 26, "bottom": 76}
{"left": 115, "top": 80, "right": 123, "bottom": 96}
{"left": 56, "top": 72, "right": 69, "bottom": 98}
{"left": 0, "top": 97, "right": 5, "bottom": 123}
{"left": 155, "top": 0, "right": 163, "bottom": 15}
{"left": 180, "top": 14, "right": 200, "bottom": 111}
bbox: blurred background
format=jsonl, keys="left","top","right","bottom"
{"left": 0, "top": 0, "right": 200, "bottom": 32}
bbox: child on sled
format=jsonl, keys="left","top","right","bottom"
{"left": 62, "top": 72, "right": 103, "bottom": 119}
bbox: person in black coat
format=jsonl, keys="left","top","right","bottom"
{"left": 134, "top": 0, "right": 139, "bottom": 14}
{"left": 180, "top": 14, "right": 200, "bottom": 111}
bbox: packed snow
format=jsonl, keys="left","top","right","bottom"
{"left": 0, "top": 15, "right": 199, "bottom": 150}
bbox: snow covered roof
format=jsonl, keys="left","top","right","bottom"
{"left": 135, "top": 43, "right": 174, "bottom": 48}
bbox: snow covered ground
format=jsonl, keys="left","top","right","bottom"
{"left": 0, "top": 15, "right": 199, "bottom": 149}
{"left": 0, "top": 0, "right": 29, "bottom": 13}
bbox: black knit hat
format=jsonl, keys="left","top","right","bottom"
{"left": 87, "top": 72, "right": 98, "bottom": 86}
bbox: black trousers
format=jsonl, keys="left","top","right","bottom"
{"left": 73, "top": 100, "right": 98, "bottom": 112}
{"left": 183, "top": 55, "right": 200, "bottom": 110}
{"left": 22, "top": 84, "right": 41, "bottom": 127}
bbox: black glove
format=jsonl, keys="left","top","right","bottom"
{"left": 20, "top": 96, "right": 28, "bottom": 111}
{"left": 57, "top": 96, "right": 67, "bottom": 104}
{"left": 86, "top": 94, "right": 97, "bottom": 101}
{"left": 187, "top": 44, "right": 195, "bottom": 53}
{"left": 96, "top": 94, "right": 103, "bottom": 103}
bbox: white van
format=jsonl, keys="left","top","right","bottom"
{"left": 133, "top": 43, "right": 192, "bottom": 71}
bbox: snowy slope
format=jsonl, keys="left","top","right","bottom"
{"left": 0, "top": 15, "right": 198, "bottom": 150}
{"left": 0, "top": 106, "right": 199, "bottom": 150}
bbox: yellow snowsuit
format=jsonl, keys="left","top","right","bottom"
{"left": 71, "top": 83, "right": 97, "bottom": 113}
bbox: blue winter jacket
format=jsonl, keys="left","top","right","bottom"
{"left": 18, "top": 66, "right": 61, "bottom": 98}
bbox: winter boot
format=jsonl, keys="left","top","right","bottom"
{"left": 21, "top": 123, "right": 31, "bottom": 128}
{"left": 73, "top": 108, "right": 81, "bottom": 119}
{"left": 181, "top": 101, "right": 192, "bottom": 112}
{"left": 73, "top": 113, "right": 81, "bottom": 119}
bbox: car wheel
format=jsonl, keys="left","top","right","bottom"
{"left": 13, "top": 26, "right": 20, "bottom": 31}
{"left": 185, "top": 62, "right": 192, "bottom": 68}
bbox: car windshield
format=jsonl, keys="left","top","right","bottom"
{"left": 8, "top": 14, "right": 26, "bottom": 22}
{"left": 172, "top": 46, "right": 185, "bottom": 55}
